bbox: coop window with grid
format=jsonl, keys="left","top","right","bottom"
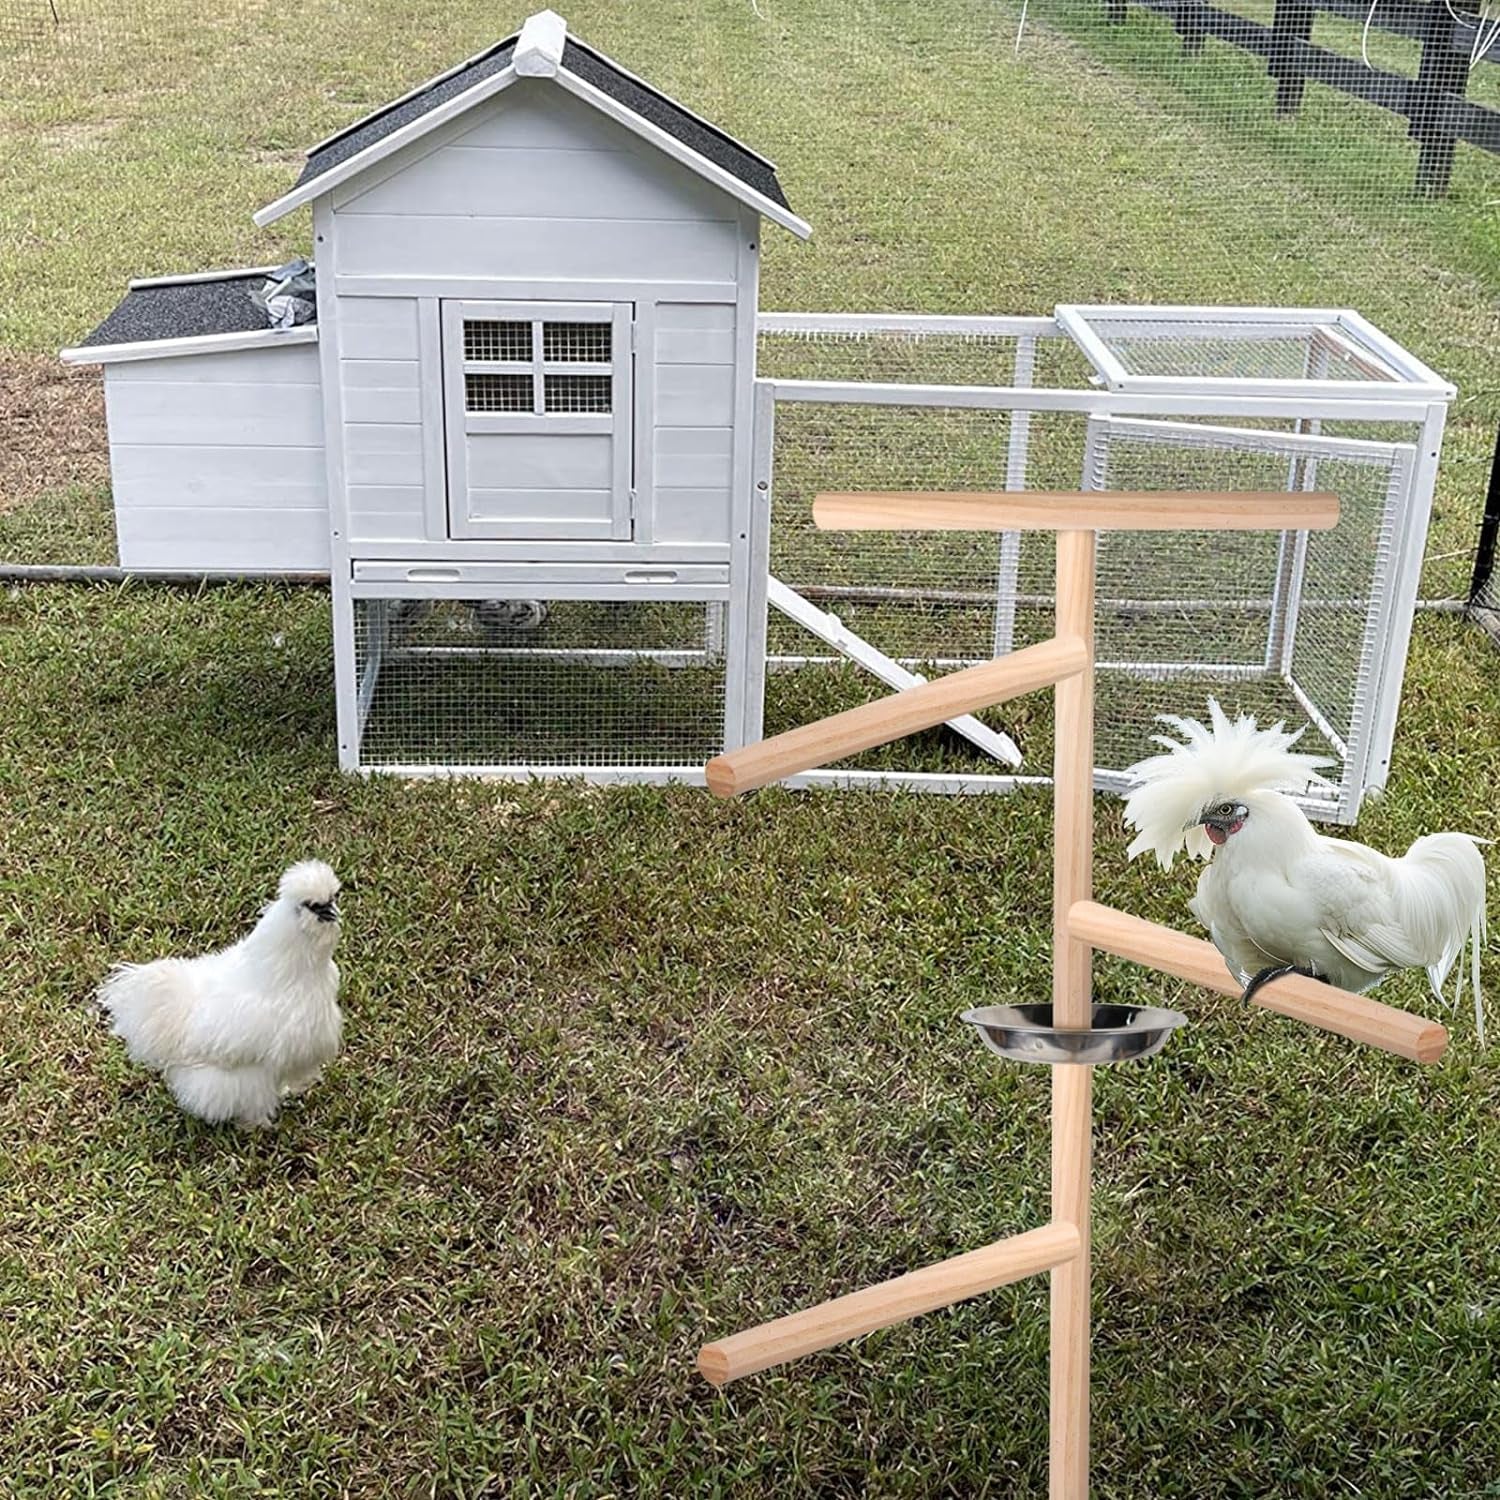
{"left": 461, "top": 313, "right": 619, "bottom": 417}
{"left": 441, "top": 299, "right": 636, "bottom": 542}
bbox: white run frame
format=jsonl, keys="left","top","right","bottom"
{"left": 331, "top": 307, "right": 1450, "bottom": 822}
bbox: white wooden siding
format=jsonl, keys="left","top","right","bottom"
{"left": 337, "top": 215, "right": 738, "bottom": 283}
{"left": 103, "top": 342, "right": 328, "bottom": 571}
{"left": 345, "top": 421, "right": 425, "bottom": 486}
{"left": 339, "top": 297, "right": 421, "bottom": 359}
{"left": 652, "top": 301, "right": 737, "bottom": 544}
{"left": 115, "top": 509, "right": 329, "bottom": 570}
{"left": 339, "top": 298, "right": 430, "bottom": 542}
{"left": 331, "top": 86, "right": 740, "bottom": 286}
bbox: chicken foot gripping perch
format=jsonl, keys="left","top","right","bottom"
{"left": 97, "top": 862, "right": 344, "bottom": 1127}
{"left": 1241, "top": 963, "right": 1321, "bottom": 1005}
{"left": 1122, "top": 702, "right": 1488, "bottom": 1046}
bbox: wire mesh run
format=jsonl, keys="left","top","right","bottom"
{"left": 756, "top": 323, "right": 1421, "bottom": 818}
{"left": 1086, "top": 419, "right": 1408, "bottom": 780}
{"left": 1077, "top": 315, "right": 1400, "bottom": 384}
{"left": 352, "top": 597, "right": 728, "bottom": 773}
{"left": 465, "top": 320, "right": 531, "bottom": 362}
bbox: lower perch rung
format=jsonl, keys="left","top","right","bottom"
{"left": 706, "top": 634, "right": 1087, "bottom": 797}
{"left": 697, "top": 1221, "right": 1080, "bottom": 1386}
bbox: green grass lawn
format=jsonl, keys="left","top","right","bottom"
{"left": 2, "top": 2, "right": 1499, "bottom": 1495}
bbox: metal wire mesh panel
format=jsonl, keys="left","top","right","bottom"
{"left": 465, "top": 373, "right": 532, "bottom": 413}
{"left": 757, "top": 351, "right": 1090, "bottom": 779}
{"left": 1289, "top": 452, "right": 1407, "bottom": 748}
{"left": 760, "top": 329, "right": 1023, "bottom": 387}
{"left": 543, "top": 323, "right": 611, "bottom": 363}
{"left": 543, "top": 374, "right": 611, "bottom": 413}
{"left": 353, "top": 598, "right": 727, "bottom": 772}
{"left": 1084, "top": 424, "right": 1298, "bottom": 772}
{"left": 1087, "top": 418, "right": 1411, "bottom": 806}
{"left": 1078, "top": 317, "right": 1399, "bottom": 384}
{"left": 465, "top": 321, "right": 531, "bottom": 362}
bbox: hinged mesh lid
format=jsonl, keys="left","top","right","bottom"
{"left": 1055, "top": 305, "right": 1449, "bottom": 396}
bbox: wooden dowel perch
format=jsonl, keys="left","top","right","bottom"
{"left": 1067, "top": 901, "right": 1448, "bottom": 1064}
{"left": 1049, "top": 531, "right": 1096, "bottom": 1500}
{"left": 705, "top": 634, "right": 1088, "bottom": 798}
{"left": 697, "top": 1222, "right": 1081, "bottom": 1387}
{"left": 813, "top": 490, "right": 1340, "bottom": 534}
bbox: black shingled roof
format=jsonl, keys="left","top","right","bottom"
{"left": 77, "top": 271, "right": 316, "bottom": 350}
{"left": 288, "top": 33, "right": 790, "bottom": 213}
{"left": 294, "top": 36, "right": 518, "bottom": 191}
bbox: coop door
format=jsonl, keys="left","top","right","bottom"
{"left": 1084, "top": 415, "right": 1414, "bottom": 785}
{"left": 442, "top": 300, "right": 633, "bottom": 540}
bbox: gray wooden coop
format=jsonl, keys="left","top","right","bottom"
{"left": 62, "top": 9, "right": 809, "bottom": 776}
{"left": 62, "top": 12, "right": 1456, "bottom": 819}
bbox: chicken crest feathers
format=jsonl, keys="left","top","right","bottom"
{"left": 1121, "top": 699, "right": 1335, "bottom": 869}
{"left": 278, "top": 860, "right": 340, "bottom": 905}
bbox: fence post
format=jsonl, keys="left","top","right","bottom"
{"left": 1171, "top": 0, "right": 1206, "bottom": 55}
{"left": 1269, "top": 0, "right": 1314, "bottom": 116}
{"left": 1410, "top": 3, "right": 1472, "bottom": 195}
{"left": 1467, "top": 424, "right": 1500, "bottom": 618}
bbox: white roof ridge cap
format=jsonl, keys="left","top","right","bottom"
{"left": 515, "top": 10, "right": 567, "bottom": 77}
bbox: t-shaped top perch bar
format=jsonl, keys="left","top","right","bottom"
{"left": 696, "top": 487, "right": 1447, "bottom": 1500}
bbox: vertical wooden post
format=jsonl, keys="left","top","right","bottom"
{"left": 1269, "top": 0, "right": 1313, "bottom": 117}
{"left": 1411, "top": 3, "right": 1471, "bottom": 197}
{"left": 1050, "top": 530, "right": 1096, "bottom": 1499}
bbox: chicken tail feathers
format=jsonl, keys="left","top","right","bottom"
{"left": 1400, "top": 833, "right": 1488, "bottom": 1048}
{"left": 96, "top": 960, "right": 196, "bottom": 1072}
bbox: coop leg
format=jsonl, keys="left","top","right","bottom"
{"left": 332, "top": 577, "right": 362, "bottom": 773}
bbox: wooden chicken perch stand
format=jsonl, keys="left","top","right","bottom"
{"left": 696, "top": 488, "right": 1449, "bottom": 1498}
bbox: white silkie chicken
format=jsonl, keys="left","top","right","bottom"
{"left": 98, "top": 861, "right": 344, "bottom": 1127}
{"left": 1121, "top": 701, "right": 1487, "bottom": 1045}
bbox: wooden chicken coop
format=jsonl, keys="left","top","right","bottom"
{"left": 61, "top": 11, "right": 1456, "bottom": 822}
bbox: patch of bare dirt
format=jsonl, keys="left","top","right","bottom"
{"left": 0, "top": 353, "right": 108, "bottom": 512}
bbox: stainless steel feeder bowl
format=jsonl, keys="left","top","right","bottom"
{"left": 960, "top": 1003, "right": 1188, "bottom": 1066}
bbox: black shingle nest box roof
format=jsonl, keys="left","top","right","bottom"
{"left": 74, "top": 269, "right": 317, "bottom": 351}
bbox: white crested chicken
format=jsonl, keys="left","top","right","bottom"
{"left": 97, "top": 861, "right": 343, "bottom": 1126}
{"left": 1122, "top": 701, "right": 1487, "bottom": 1044}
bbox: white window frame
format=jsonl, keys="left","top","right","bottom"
{"left": 441, "top": 298, "right": 633, "bottom": 540}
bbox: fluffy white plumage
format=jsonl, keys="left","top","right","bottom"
{"left": 1122, "top": 702, "right": 1488, "bottom": 1045}
{"left": 98, "top": 861, "right": 343, "bottom": 1127}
